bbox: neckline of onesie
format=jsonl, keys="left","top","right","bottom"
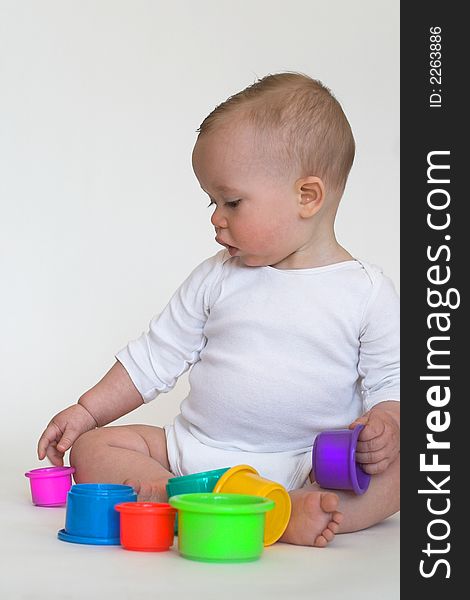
{"left": 261, "top": 259, "right": 361, "bottom": 275}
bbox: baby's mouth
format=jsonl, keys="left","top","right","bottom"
{"left": 215, "top": 236, "right": 239, "bottom": 256}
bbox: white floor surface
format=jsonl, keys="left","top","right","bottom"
{"left": 1, "top": 467, "right": 399, "bottom": 600}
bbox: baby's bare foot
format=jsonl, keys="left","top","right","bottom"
{"left": 123, "top": 479, "right": 169, "bottom": 503}
{"left": 280, "top": 488, "right": 343, "bottom": 547}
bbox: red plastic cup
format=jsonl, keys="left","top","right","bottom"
{"left": 115, "top": 502, "right": 176, "bottom": 551}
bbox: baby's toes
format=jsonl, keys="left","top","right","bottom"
{"left": 321, "top": 526, "right": 335, "bottom": 542}
{"left": 123, "top": 479, "right": 141, "bottom": 494}
{"left": 331, "top": 510, "right": 343, "bottom": 527}
{"left": 319, "top": 492, "right": 339, "bottom": 513}
{"left": 149, "top": 482, "right": 166, "bottom": 502}
{"left": 313, "top": 533, "right": 329, "bottom": 548}
{"left": 137, "top": 481, "right": 154, "bottom": 501}
{"left": 328, "top": 520, "right": 340, "bottom": 535}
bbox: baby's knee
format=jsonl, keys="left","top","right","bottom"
{"left": 70, "top": 428, "right": 108, "bottom": 473}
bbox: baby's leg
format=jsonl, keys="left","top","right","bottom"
{"left": 70, "top": 424, "right": 172, "bottom": 502}
{"left": 280, "top": 454, "right": 400, "bottom": 547}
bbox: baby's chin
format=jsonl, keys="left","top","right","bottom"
{"left": 228, "top": 246, "right": 285, "bottom": 268}
{"left": 237, "top": 254, "right": 273, "bottom": 268}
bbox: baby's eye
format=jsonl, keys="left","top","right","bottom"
{"left": 206, "top": 198, "right": 241, "bottom": 209}
{"left": 225, "top": 199, "right": 241, "bottom": 209}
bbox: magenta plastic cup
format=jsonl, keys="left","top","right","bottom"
{"left": 25, "top": 466, "right": 75, "bottom": 507}
{"left": 311, "top": 425, "right": 371, "bottom": 495}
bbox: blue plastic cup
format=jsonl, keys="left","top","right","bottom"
{"left": 58, "top": 483, "right": 137, "bottom": 545}
{"left": 166, "top": 468, "right": 230, "bottom": 534}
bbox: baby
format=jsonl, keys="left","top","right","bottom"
{"left": 37, "top": 73, "right": 400, "bottom": 547}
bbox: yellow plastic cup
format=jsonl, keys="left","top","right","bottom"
{"left": 213, "top": 464, "right": 291, "bottom": 546}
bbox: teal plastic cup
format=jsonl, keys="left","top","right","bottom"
{"left": 166, "top": 468, "right": 229, "bottom": 534}
{"left": 166, "top": 468, "right": 230, "bottom": 497}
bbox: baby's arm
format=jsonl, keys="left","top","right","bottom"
{"left": 38, "top": 252, "right": 223, "bottom": 466}
{"left": 354, "top": 267, "right": 400, "bottom": 475}
{"left": 349, "top": 400, "right": 400, "bottom": 475}
{"left": 37, "top": 361, "right": 142, "bottom": 466}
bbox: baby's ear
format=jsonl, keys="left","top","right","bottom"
{"left": 297, "top": 176, "right": 325, "bottom": 217}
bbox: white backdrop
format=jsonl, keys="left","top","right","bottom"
{"left": 0, "top": 0, "right": 399, "bottom": 475}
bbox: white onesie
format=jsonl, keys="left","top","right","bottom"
{"left": 116, "top": 250, "right": 400, "bottom": 489}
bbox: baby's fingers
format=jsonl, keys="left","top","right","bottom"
{"left": 360, "top": 457, "right": 391, "bottom": 475}
{"left": 38, "top": 421, "right": 78, "bottom": 461}
{"left": 55, "top": 425, "right": 82, "bottom": 456}
{"left": 359, "top": 419, "right": 385, "bottom": 442}
{"left": 349, "top": 415, "right": 369, "bottom": 430}
{"left": 356, "top": 445, "right": 389, "bottom": 465}
{"left": 37, "top": 422, "right": 61, "bottom": 460}
{"left": 355, "top": 434, "right": 387, "bottom": 455}
{"left": 349, "top": 416, "right": 385, "bottom": 442}
{"left": 45, "top": 442, "right": 65, "bottom": 466}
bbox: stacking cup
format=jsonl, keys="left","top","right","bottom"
{"left": 311, "top": 424, "right": 371, "bottom": 495}
{"left": 58, "top": 483, "right": 137, "bottom": 545}
{"left": 169, "top": 493, "right": 274, "bottom": 562}
{"left": 25, "top": 466, "right": 75, "bottom": 507}
{"left": 213, "top": 465, "right": 291, "bottom": 545}
{"left": 166, "top": 467, "right": 229, "bottom": 533}
{"left": 166, "top": 468, "right": 230, "bottom": 497}
{"left": 115, "top": 502, "right": 176, "bottom": 551}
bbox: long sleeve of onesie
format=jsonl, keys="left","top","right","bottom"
{"left": 115, "top": 251, "right": 225, "bottom": 402}
{"left": 357, "top": 267, "right": 400, "bottom": 411}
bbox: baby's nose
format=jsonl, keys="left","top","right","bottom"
{"left": 211, "top": 208, "right": 228, "bottom": 229}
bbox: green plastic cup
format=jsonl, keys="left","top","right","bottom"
{"left": 169, "top": 493, "right": 275, "bottom": 562}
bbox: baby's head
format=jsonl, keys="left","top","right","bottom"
{"left": 196, "top": 72, "right": 355, "bottom": 194}
{"left": 192, "top": 72, "right": 356, "bottom": 268}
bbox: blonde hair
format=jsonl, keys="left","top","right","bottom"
{"left": 197, "top": 72, "right": 355, "bottom": 193}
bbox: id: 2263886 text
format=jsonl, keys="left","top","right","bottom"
{"left": 429, "top": 26, "right": 442, "bottom": 108}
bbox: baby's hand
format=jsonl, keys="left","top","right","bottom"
{"left": 37, "top": 404, "right": 98, "bottom": 466}
{"left": 349, "top": 404, "right": 400, "bottom": 475}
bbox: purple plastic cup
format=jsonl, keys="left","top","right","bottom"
{"left": 25, "top": 466, "right": 75, "bottom": 506}
{"left": 311, "top": 425, "right": 371, "bottom": 495}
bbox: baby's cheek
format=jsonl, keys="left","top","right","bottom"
{"left": 257, "top": 230, "right": 279, "bottom": 249}
{"left": 240, "top": 226, "right": 273, "bottom": 250}
{"left": 260, "top": 218, "right": 290, "bottom": 241}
